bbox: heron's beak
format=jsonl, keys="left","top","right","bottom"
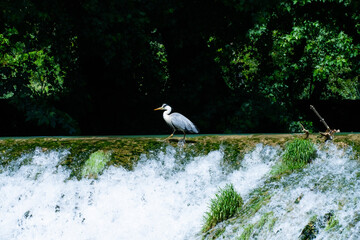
{"left": 154, "top": 107, "right": 163, "bottom": 111}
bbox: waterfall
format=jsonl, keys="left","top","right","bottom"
{"left": 0, "top": 143, "right": 359, "bottom": 239}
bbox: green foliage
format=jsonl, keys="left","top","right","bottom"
{"left": 0, "top": 27, "right": 78, "bottom": 134}
{"left": 211, "top": 0, "right": 360, "bottom": 131}
{"left": 288, "top": 121, "right": 314, "bottom": 133}
{"left": 1, "top": 0, "right": 360, "bottom": 134}
{"left": 223, "top": 0, "right": 360, "bottom": 104}
{"left": 81, "top": 150, "right": 111, "bottom": 178}
{"left": 0, "top": 28, "right": 64, "bottom": 97}
{"left": 202, "top": 184, "right": 243, "bottom": 233}
{"left": 273, "top": 138, "right": 316, "bottom": 174}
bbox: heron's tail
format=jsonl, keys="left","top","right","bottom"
{"left": 190, "top": 125, "right": 199, "bottom": 134}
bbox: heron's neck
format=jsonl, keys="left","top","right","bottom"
{"left": 163, "top": 107, "right": 172, "bottom": 116}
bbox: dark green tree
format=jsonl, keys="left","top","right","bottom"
{"left": 0, "top": 0, "right": 80, "bottom": 134}
{"left": 2, "top": 0, "right": 358, "bottom": 135}
{"left": 214, "top": 0, "right": 360, "bottom": 131}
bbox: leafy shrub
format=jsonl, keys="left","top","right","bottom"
{"left": 202, "top": 184, "right": 243, "bottom": 233}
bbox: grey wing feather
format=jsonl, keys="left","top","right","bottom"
{"left": 170, "top": 113, "right": 199, "bottom": 133}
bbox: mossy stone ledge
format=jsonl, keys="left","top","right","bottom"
{"left": 0, "top": 134, "right": 360, "bottom": 179}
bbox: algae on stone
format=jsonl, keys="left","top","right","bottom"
{"left": 81, "top": 150, "right": 111, "bottom": 178}
{"left": 299, "top": 212, "right": 339, "bottom": 240}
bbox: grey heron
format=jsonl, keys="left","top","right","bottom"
{"left": 154, "top": 103, "right": 199, "bottom": 140}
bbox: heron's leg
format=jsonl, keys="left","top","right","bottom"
{"left": 177, "top": 131, "right": 186, "bottom": 144}
{"left": 165, "top": 129, "right": 176, "bottom": 140}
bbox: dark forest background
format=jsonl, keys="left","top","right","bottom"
{"left": 0, "top": 0, "right": 359, "bottom": 136}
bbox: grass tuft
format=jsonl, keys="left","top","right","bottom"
{"left": 202, "top": 184, "right": 243, "bottom": 233}
{"left": 272, "top": 138, "right": 316, "bottom": 175}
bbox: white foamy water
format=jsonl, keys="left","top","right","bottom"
{"left": 220, "top": 143, "right": 360, "bottom": 240}
{"left": 0, "top": 144, "right": 277, "bottom": 240}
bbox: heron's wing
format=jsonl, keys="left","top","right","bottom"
{"left": 170, "top": 113, "right": 199, "bottom": 133}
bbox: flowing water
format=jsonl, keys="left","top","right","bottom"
{"left": 219, "top": 143, "right": 360, "bottom": 239}
{"left": 0, "top": 142, "right": 359, "bottom": 239}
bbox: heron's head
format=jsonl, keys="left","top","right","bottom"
{"left": 154, "top": 103, "right": 171, "bottom": 111}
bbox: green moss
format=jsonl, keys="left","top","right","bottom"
{"left": 237, "top": 212, "right": 274, "bottom": 240}
{"left": 347, "top": 212, "right": 360, "bottom": 230}
{"left": 238, "top": 223, "right": 255, "bottom": 240}
{"left": 0, "top": 137, "right": 168, "bottom": 179}
{"left": 336, "top": 138, "right": 360, "bottom": 161}
{"left": 81, "top": 150, "right": 111, "bottom": 178}
{"left": 300, "top": 217, "right": 318, "bottom": 240}
{"left": 268, "top": 216, "right": 277, "bottom": 231}
{"left": 257, "top": 212, "right": 274, "bottom": 231}
{"left": 0, "top": 134, "right": 298, "bottom": 170}
{"left": 299, "top": 212, "right": 339, "bottom": 240}
{"left": 325, "top": 215, "right": 340, "bottom": 231}
{"left": 202, "top": 184, "right": 243, "bottom": 233}
{"left": 221, "top": 143, "right": 246, "bottom": 170}
{"left": 241, "top": 189, "right": 272, "bottom": 218}
{"left": 240, "top": 211, "right": 275, "bottom": 239}
{"left": 0, "top": 134, "right": 357, "bottom": 180}
{"left": 203, "top": 226, "right": 226, "bottom": 240}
